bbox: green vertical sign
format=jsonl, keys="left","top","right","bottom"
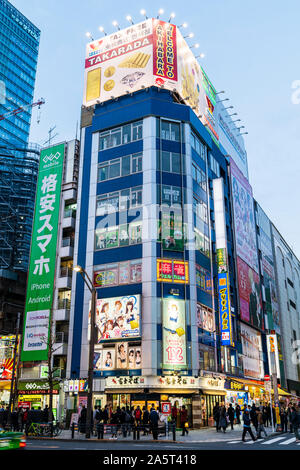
{"left": 21, "top": 143, "right": 65, "bottom": 362}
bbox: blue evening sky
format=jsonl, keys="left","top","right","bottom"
{"left": 11, "top": 0, "right": 300, "bottom": 257}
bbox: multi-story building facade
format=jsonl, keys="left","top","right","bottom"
{"left": 0, "top": 0, "right": 40, "bottom": 335}
{"left": 271, "top": 225, "right": 300, "bottom": 396}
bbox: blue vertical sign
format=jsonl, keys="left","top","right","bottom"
{"left": 218, "top": 272, "right": 233, "bottom": 346}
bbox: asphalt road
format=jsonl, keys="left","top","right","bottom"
{"left": 25, "top": 434, "right": 300, "bottom": 451}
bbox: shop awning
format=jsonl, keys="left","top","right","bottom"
{"left": 278, "top": 388, "right": 291, "bottom": 397}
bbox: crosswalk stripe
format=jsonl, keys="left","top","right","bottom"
{"left": 279, "top": 437, "right": 296, "bottom": 445}
{"left": 244, "top": 439, "right": 263, "bottom": 444}
{"left": 227, "top": 440, "right": 242, "bottom": 444}
{"left": 261, "top": 437, "right": 287, "bottom": 445}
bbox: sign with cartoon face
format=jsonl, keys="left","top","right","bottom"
{"left": 162, "top": 299, "right": 187, "bottom": 370}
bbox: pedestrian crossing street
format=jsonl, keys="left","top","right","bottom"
{"left": 227, "top": 435, "right": 300, "bottom": 446}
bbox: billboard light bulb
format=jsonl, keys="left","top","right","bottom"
{"left": 140, "top": 9, "right": 148, "bottom": 18}
{"left": 126, "top": 15, "right": 134, "bottom": 24}
{"left": 168, "top": 12, "right": 176, "bottom": 22}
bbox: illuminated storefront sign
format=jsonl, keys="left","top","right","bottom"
{"left": 105, "top": 375, "right": 198, "bottom": 389}
{"left": 157, "top": 259, "right": 189, "bottom": 284}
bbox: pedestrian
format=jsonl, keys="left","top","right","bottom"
{"left": 149, "top": 406, "right": 159, "bottom": 440}
{"left": 213, "top": 402, "right": 220, "bottom": 432}
{"left": 110, "top": 410, "right": 119, "bottom": 439}
{"left": 102, "top": 405, "right": 109, "bottom": 424}
{"left": 256, "top": 409, "right": 268, "bottom": 438}
{"left": 219, "top": 405, "right": 227, "bottom": 433}
{"left": 227, "top": 404, "right": 235, "bottom": 430}
{"left": 142, "top": 406, "right": 149, "bottom": 435}
{"left": 11, "top": 407, "right": 18, "bottom": 431}
{"left": 42, "top": 404, "right": 49, "bottom": 423}
{"left": 134, "top": 405, "right": 142, "bottom": 427}
{"left": 17, "top": 407, "right": 24, "bottom": 432}
{"left": 78, "top": 405, "right": 87, "bottom": 434}
{"left": 180, "top": 405, "right": 189, "bottom": 436}
{"left": 235, "top": 404, "right": 241, "bottom": 424}
{"left": 242, "top": 408, "right": 257, "bottom": 442}
{"left": 250, "top": 404, "right": 258, "bottom": 431}
{"left": 290, "top": 406, "right": 300, "bottom": 442}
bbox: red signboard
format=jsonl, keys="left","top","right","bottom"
{"left": 153, "top": 20, "right": 177, "bottom": 82}
{"left": 161, "top": 402, "right": 171, "bottom": 415}
{"left": 264, "top": 375, "right": 270, "bottom": 381}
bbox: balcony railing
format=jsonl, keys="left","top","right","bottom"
{"left": 59, "top": 267, "right": 73, "bottom": 278}
{"left": 62, "top": 237, "right": 74, "bottom": 248}
{"left": 55, "top": 332, "right": 69, "bottom": 344}
{"left": 57, "top": 298, "right": 71, "bottom": 310}
{"left": 64, "top": 209, "right": 76, "bottom": 219}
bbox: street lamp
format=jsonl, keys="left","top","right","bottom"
{"left": 73, "top": 265, "right": 97, "bottom": 439}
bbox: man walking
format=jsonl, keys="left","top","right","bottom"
{"left": 242, "top": 408, "right": 257, "bottom": 442}
{"left": 256, "top": 409, "right": 268, "bottom": 438}
{"left": 149, "top": 406, "right": 159, "bottom": 440}
{"left": 213, "top": 402, "right": 220, "bottom": 432}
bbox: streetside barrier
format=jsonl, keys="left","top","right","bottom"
{"left": 70, "top": 422, "right": 171, "bottom": 441}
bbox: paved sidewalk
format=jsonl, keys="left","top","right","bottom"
{"left": 28, "top": 424, "right": 276, "bottom": 443}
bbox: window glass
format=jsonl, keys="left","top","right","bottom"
{"left": 161, "top": 121, "right": 170, "bottom": 140}
{"left": 111, "top": 128, "right": 121, "bottom": 147}
{"left": 100, "top": 132, "right": 110, "bottom": 150}
{"left": 162, "top": 151, "right": 171, "bottom": 172}
{"left": 172, "top": 153, "right": 181, "bottom": 173}
{"left": 132, "top": 121, "right": 142, "bottom": 141}
{"left": 109, "top": 159, "right": 120, "bottom": 179}
{"left": 98, "top": 164, "right": 108, "bottom": 182}
{"left": 122, "top": 124, "right": 131, "bottom": 144}
{"left": 120, "top": 189, "right": 130, "bottom": 211}
{"left": 171, "top": 123, "right": 180, "bottom": 141}
{"left": 121, "top": 155, "right": 131, "bottom": 176}
{"left": 119, "top": 224, "right": 129, "bottom": 246}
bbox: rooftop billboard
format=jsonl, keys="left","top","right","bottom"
{"left": 84, "top": 19, "right": 248, "bottom": 177}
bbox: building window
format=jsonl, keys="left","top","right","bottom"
{"left": 94, "top": 259, "right": 142, "bottom": 287}
{"left": 95, "top": 221, "right": 142, "bottom": 250}
{"left": 159, "top": 150, "right": 183, "bottom": 174}
{"left": 161, "top": 120, "right": 180, "bottom": 141}
{"left": 98, "top": 153, "right": 142, "bottom": 182}
{"left": 99, "top": 120, "right": 143, "bottom": 150}
{"left": 193, "top": 196, "right": 208, "bottom": 224}
{"left": 191, "top": 132, "right": 207, "bottom": 161}
{"left": 96, "top": 186, "right": 143, "bottom": 216}
{"left": 194, "top": 228, "right": 210, "bottom": 258}
{"left": 192, "top": 162, "right": 206, "bottom": 191}
{"left": 158, "top": 185, "right": 183, "bottom": 206}
{"left": 210, "top": 155, "right": 220, "bottom": 177}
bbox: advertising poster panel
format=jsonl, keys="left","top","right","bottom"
{"left": 162, "top": 298, "right": 187, "bottom": 370}
{"left": 218, "top": 272, "right": 233, "bottom": 346}
{"left": 0, "top": 335, "right": 18, "bottom": 380}
{"left": 230, "top": 159, "right": 259, "bottom": 273}
{"left": 240, "top": 323, "right": 263, "bottom": 379}
{"left": 21, "top": 143, "right": 65, "bottom": 362}
{"left": 94, "top": 344, "right": 142, "bottom": 374}
{"left": 196, "top": 303, "right": 215, "bottom": 333}
{"left": 84, "top": 19, "right": 248, "bottom": 176}
{"left": 237, "top": 257, "right": 263, "bottom": 329}
{"left": 92, "top": 295, "right": 141, "bottom": 342}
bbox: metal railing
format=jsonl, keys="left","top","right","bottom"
{"left": 61, "top": 237, "right": 74, "bottom": 248}
{"left": 63, "top": 209, "right": 76, "bottom": 219}
{"left": 57, "top": 299, "right": 71, "bottom": 310}
{"left": 55, "top": 332, "right": 69, "bottom": 344}
{"left": 59, "top": 267, "right": 73, "bottom": 278}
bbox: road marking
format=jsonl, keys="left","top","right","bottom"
{"left": 243, "top": 439, "right": 263, "bottom": 444}
{"left": 279, "top": 437, "right": 296, "bottom": 445}
{"left": 227, "top": 440, "right": 242, "bottom": 444}
{"left": 261, "top": 437, "right": 287, "bottom": 445}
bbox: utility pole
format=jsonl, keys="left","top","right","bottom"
{"left": 8, "top": 312, "right": 20, "bottom": 417}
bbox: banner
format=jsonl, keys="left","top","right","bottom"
{"left": 240, "top": 323, "right": 263, "bottom": 379}
{"left": 218, "top": 272, "right": 233, "bottom": 346}
{"left": 162, "top": 298, "right": 187, "bottom": 370}
{"left": 21, "top": 143, "right": 65, "bottom": 361}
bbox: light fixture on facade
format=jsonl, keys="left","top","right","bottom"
{"left": 184, "top": 32, "right": 194, "bottom": 39}
{"left": 85, "top": 32, "right": 94, "bottom": 41}
{"left": 216, "top": 98, "right": 229, "bottom": 103}
{"left": 98, "top": 26, "right": 107, "bottom": 36}
{"left": 157, "top": 8, "right": 164, "bottom": 19}
{"left": 112, "top": 20, "right": 120, "bottom": 30}
{"left": 126, "top": 15, "right": 134, "bottom": 25}
{"left": 140, "top": 9, "right": 148, "bottom": 19}
{"left": 168, "top": 12, "right": 176, "bottom": 22}
{"left": 178, "top": 22, "right": 188, "bottom": 29}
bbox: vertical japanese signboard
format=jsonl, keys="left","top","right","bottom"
{"left": 21, "top": 143, "right": 65, "bottom": 362}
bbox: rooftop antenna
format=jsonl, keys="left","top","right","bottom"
{"left": 44, "top": 125, "right": 59, "bottom": 147}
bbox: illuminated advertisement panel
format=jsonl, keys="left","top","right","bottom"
{"left": 162, "top": 298, "right": 187, "bottom": 370}
{"left": 0, "top": 335, "right": 19, "bottom": 380}
{"left": 230, "top": 159, "right": 259, "bottom": 274}
{"left": 91, "top": 295, "right": 141, "bottom": 342}
{"left": 84, "top": 19, "right": 248, "bottom": 176}
{"left": 93, "top": 344, "right": 141, "bottom": 374}
{"left": 157, "top": 259, "right": 189, "bottom": 284}
{"left": 237, "top": 257, "right": 263, "bottom": 329}
{"left": 240, "top": 323, "right": 264, "bottom": 379}
{"left": 218, "top": 272, "right": 232, "bottom": 346}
